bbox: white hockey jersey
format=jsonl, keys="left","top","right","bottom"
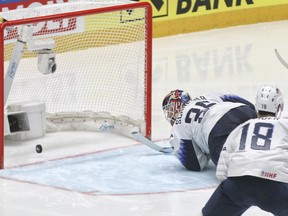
{"left": 216, "top": 117, "right": 288, "bottom": 183}
{"left": 169, "top": 91, "right": 254, "bottom": 171}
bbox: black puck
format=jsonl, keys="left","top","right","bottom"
{"left": 36, "top": 144, "right": 42, "bottom": 153}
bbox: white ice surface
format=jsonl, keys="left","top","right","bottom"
{"left": 2, "top": 20, "right": 288, "bottom": 216}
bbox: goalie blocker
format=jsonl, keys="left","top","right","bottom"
{"left": 5, "top": 100, "right": 140, "bottom": 140}
{"left": 4, "top": 101, "right": 170, "bottom": 154}
{"left": 5, "top": 101, "right": 46, "bottom": 140}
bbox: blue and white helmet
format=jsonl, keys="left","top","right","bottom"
{"left": 255, "top": 85, "right": 284, "bottom": 118}
{"left": 162, "top": 89, "right": 191, "bottom": 126}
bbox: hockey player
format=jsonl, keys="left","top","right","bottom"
{"left": 162, "top": 89, "right": 257, "bottom": 171}
{"left": 255, "top": 85, "right": 284, "bottom": 118}
{"left": 202, "top": 85, "right": 288, "bottom": 216}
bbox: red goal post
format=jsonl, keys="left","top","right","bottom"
{"left": 0, "top": 1, "right": 152, "bottom": 169}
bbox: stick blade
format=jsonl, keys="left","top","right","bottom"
{"left": 275, "top": 49, "right": 288, "bottom": 70}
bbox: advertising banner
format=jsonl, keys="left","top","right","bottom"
{"left": 0, "top": 0, "right": 69, "bottom": 11}
{"left": 144, "top": 0, "right": 288, "bottom": 20}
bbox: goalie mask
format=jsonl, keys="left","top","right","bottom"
{"left": 162, "top": 89, "right": 191, "bottom": 126}
{"left": 255, "top": 85, "right": 284, "bottom": 118}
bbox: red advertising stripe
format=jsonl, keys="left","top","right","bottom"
{"left": 1, "top": 0, "right": 69, "bottom": 11}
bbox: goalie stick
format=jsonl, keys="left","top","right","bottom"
{"left": 131, "top": 132, "right": 173, "bottom": 153}
{"left": 45, "top": 112, "right": 172, "bottom": 153}
{"left": 275, "top": 49, "right": 288, "bottom": 70}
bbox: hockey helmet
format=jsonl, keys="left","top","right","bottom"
{"left": 255, "top": 85, "right": 284, "bottom": 118}
{"left": 162, "top": 89, "right": 191, "bottom": 126}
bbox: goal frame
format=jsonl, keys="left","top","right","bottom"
{"left": 0, "top": 2, "right": 152, "bottom": 169}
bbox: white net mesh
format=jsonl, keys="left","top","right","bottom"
{"left": 46, "top": 111, "right": 141, "bottom": 138}
{"left": 2, "top": 1, "right": 150, "bottom": 136}
{"left": 0, "top": 0, "right": 134, "bottom": 21}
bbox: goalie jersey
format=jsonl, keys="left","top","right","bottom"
{"left": 169, "top": 92, "right": 257, "bottom": 171}
{"left": 216, "top": 117, "right": 288, "bottom": 183}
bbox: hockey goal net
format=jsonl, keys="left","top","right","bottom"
{"left": 0, "top": 1, "right": 152, "bottom": 168}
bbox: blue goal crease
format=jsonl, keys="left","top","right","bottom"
{"left": 0, "top": 145, "right": 218, "bottom": 195}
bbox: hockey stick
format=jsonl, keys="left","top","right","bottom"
{"left": 131, "top": 132, "right": 173, "bottom": 153}
{"left": 46, "top": 112, "right": 173, "bottom": 153}
{"left": 275, "top": 49, "right": 288, "bottom": 70}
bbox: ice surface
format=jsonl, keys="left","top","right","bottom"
{"left": 2, "top": 20, "right": 287, "bottom": 215}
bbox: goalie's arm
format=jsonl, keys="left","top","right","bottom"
{"left": 220, "top": 94, "right": 256, "bottom": 110}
